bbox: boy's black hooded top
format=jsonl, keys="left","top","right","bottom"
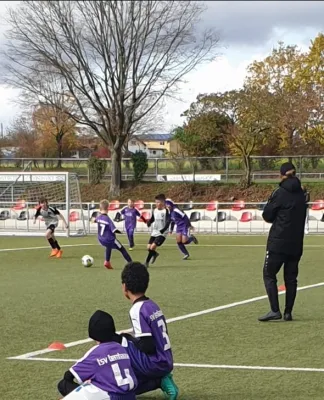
{"left": 262, "top": 176, "right": 307, "bottom": 258}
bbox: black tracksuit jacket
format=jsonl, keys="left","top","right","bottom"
{"left": 262, "top": 177, "right": 307, "bottom": 259}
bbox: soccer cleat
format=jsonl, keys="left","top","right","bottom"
{"left": 258, "top": 311, "right": 282, "bottom": 322}
{"left": 151, "top": 252, "right": 160, "bottom": 265}
{"left": 191, "top": 235, "right": 199, "bottom": 245}
{"left": 161, "top": 373, "right": 179, "bottom": 400}
{"left": 144, "top": 262, "right": 149, "bottom": 269}
{"left": 50, "top": 249, "right": 59, "bottom": 257}
{"left": 284, "top": 312, "right": 293, "bottom": 321}
{"left": 183, "top": 254, "right": 190, "bottom": 260}
{"left": 129, "top": 247, "right": 134, "bottom": 251}
{"left": 104, "top": 261, "right": 113, "bottom": 270}
{"left": 56, "top": 250, "right": 63, "bottom": 258}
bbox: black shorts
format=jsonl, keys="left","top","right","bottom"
{"left": 47, "top": 224, "right": 56, "bottom": 233}
{"left": 148, "top": 235, "right": 166, "bottom": 247}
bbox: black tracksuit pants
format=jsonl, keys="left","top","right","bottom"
{"left": 263, "top": 250, "right": 300, "bottom": 313}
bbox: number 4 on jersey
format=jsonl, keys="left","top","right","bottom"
{"left": 112, "top": 363, "right": 135, "bottom": 390}
{"left": 158, "top": 319, "right": 171, "bottom": 351}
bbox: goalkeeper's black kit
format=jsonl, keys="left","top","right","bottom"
{"left": 262, "top": 176, "right": 307, "bottom": 314}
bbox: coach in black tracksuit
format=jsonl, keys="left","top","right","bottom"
{"left": 258, "top": 162, "right": 307, "bottom": 322}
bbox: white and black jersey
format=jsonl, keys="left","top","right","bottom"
{"left": 35, "top": 206, "right": 60, "bottom": 229}
{"left": 149, "top": 208, "right": 171, "bottom": 237}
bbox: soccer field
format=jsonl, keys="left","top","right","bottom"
{"left": 1, "top": 234, "right": 324, "bottom": 400}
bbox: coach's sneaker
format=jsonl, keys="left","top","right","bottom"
{"left": 151, "top": 252, "right": 159, "bottom": 265}
{"left": 50, "top": 249, "right": 59, "bottom": 257}
{"left": 191, "top": 235, "right": 199, "bottom": 245}
{"left": 56, "top": 250, "right": 63, "bottom": 258}
{"left": 161, "top": 373, "right": 179, "bottom": 400}
{"left": 183, "top": 254, "right": 190, "bottom": 260}
{"left": 104, "top": 261, "right": 113, "bottom": 270}
{"left": 258, "top": 310, "right": 282, "bottom": 322}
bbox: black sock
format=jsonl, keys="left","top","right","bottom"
{"left": 146, "top": 249, "right": 156, "bottom": 264}
{"left": 48, "top": 238, "right": 56, "bottom": 249}
{"left": 54, "top": 241, "right": 61, "bottom": 250}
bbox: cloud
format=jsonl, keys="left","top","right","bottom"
{"left": 203, "top": 1, "right": 324, "bottom": 47}
{"left": 162, "top": 48, "right": 269, "bottom": 130}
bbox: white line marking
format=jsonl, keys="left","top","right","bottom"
{"left": 6, "top": 357, "right": 324, "bottom": 373}
{"left": 174, "top": 363, "right": 324, "bottom": 372}
{"left": 1, "top": 243, "right": 324, "bottom": 253}
{"left": 0, "top": 244, "right": 96, "bottom": 252}
{"left": 8, "top": 282, "right": 324, "bottom": 360}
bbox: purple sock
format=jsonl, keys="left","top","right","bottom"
{"left": 178, "top": 242, "right": 189, "bottom": 256}
{"left": 105, "top": 246, "right": 112, "bottom": 262}
{"left": 119, "top": 246, "right": 132, "bottom": 262}
{"left": 185, "top": 236, "right": 194, "bottom": 245}
{"left": 135, "top": 378, "right": 161, "bottom": 395}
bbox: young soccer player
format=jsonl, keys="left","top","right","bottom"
{"left": 144, "top": 194, "right": 170, "bottom": 268}
{"left": 165, "top": 199, "right": 198, "bottom": 260}
{"left": 33, "top": 197, "right": 68, "bottom": 258}
{"left": 58, "top": 310, "right": 137, "bottom": 400}
{"left": 94, "top": 200, "right": 132, "bottom": 269}
{"left": 120, "top": 199, "right": 141, "bottom": 250}
{"left": 121, "top": 262, "right": 179, "bottom": 400}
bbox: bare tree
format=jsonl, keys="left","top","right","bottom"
{"left": 2, "top": 0, "right": 220, "bottom": 195}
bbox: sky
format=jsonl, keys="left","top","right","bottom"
{"left": 0, "top": 1, "right": 323, "bottom": 133}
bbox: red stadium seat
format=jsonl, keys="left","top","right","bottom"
{"left": 108, "top": 200, "right": 120, "bottom": 211}
{"left": 69, "top": 211, "right": 80, "bottom": 222}
{"left": 206, "top": 201, "right": 217, "bottom": 211}
{"left": 232, "top": 200, "right": 245, "bottom": 211}
{"left": 311, "top": 200, "right": 324, "bottom": 211}
{"left": 240, "top": 211, "right": 252, "bottom": 222}
{"left": 135, "top": 200, "right": 145, "bottom": 210}
{"left": 12, "top": 200, "right": 26, "bottom": 210}
{"left": 139, "top": 211, "right": 151, "bottom": 222}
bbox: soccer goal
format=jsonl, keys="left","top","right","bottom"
{"left": 0, "top": 171, "right": 86, "bottom": 237}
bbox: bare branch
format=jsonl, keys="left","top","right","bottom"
{"left": 1, "top": 0, "right": 221, "bottom": 194}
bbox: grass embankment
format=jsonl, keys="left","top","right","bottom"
{"left": 80, "top": 181, "right": 324, "bottom": 202}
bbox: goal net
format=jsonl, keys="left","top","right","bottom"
{"left": 0, "top": 172, "right": 86, "bottom": 236}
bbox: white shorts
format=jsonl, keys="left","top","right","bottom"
{"left": 63, "top": 384, "right": 110, "bottom": 400}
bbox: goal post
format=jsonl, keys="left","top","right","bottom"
{"left": 0, "top": 171, "right": 86, "bottom": 237}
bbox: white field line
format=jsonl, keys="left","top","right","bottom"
{"left": 8, "top": 358, "right": 324, "bottom": 373}
{"left": 2, "top": 243, "right": 324, "bottom": 253}
{"left": 7, "top": 282, "right": 324, "bottom": 361}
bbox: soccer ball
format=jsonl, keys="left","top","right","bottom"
{"left": 82, "top": 255, "right": 94, "bottom": 268}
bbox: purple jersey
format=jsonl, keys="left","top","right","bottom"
{"left": 170, "top": 207, "right": 190, "bottom": 234}
{"left": 95, "top": 213, "right": 117, "bottom": 245}
{"left": 70, "top": 341, "right": 137, "bottom": 397}
{"left": 129, "top": 298, "right": 173, "bottom": 372}
{"left": 121, "top": 207, "right": 140, "bottom": 230}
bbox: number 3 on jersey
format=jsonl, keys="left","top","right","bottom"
{"left": 112, "top": 363, "right": 135, "bottom": 390}
{"left": 158, "top": 319, "right": 171, "bottom": 351}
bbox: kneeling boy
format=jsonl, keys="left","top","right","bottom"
{"left": 121, "top": 262, "right": 179, "bottom": 399}
{"left": 58, "top": 310, "right": 137, "bottom": 400}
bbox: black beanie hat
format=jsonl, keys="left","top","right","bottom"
{"left": 88, "top": 310, "right": 116, "bottom": 342}
{"left": 280, "top": 162, "right": 296, "bottom": 176}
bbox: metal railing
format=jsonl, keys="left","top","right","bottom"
{"left": 0, "top": 201, "right": 322, "bottom": 235}
{"left": 2, "top": 155, "right": 324, "bottom": 182}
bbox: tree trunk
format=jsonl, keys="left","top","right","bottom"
{"left": 243, "top": 155, "right": 252, "bottom": 188}
{"left": 110, "top": 147, "right": 122, "bottom": 197}
{"left": 57, "top": 137, "right": 62, "bottom": 169}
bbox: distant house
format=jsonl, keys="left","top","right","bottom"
{"left": 128, "top": 133, "right": 181, "bottom": 158}
{"left": 0, "top": 147, "right": 19, "bottom": 158}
